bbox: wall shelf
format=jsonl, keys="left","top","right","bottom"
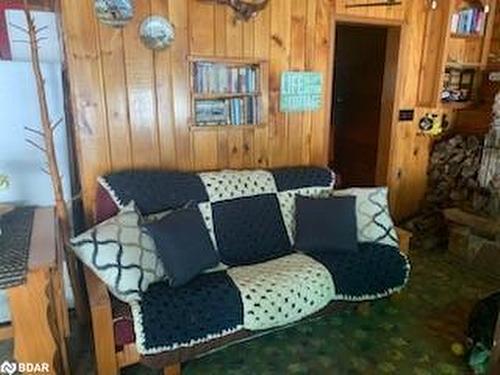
{"left": 192, "top": 92, "right": 261, "bottom": 100}
{"left": 189, "top": 124, "right": 267, "bottom": 132}
{"left": 188, "top": 56, "right": 269, "bottom": 130}
{"left": 441, "top": 101, "right": 475, "bottom": 109}
{"left": 450, "top": 33, "right": 484, "bottom": 39}
{"left": 445, "top": 61, "right": 482, "bottom": 68}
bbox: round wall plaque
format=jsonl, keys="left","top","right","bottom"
{"left": 139, "top": 16, "right": 175, "bottom": 51}
{"left": 95, "top": 0, "right": 134, "bottom": 27}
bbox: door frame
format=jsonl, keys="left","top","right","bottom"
{"left": 328, "top": 15, "right": 407, "bottom": 187}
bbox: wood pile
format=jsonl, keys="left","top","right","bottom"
{"left": 404, "top": 135, "right": 484, "bottom": 250}
{"left": 426, "top": 135, "right": 483, "bottom": 209}
{"left": 404, "top": 93, "right": 499, "bottom": 251}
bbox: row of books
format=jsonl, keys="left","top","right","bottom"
{"left": 193, "top": 62, "right": 258, "bottom": 94}
{"left": 195, "top": 98, "right": 260, "bottom": 126}
{"left": 450, "top": 7, "right": 486, "bottom": 35}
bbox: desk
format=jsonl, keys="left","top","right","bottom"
{"left": 1, "top": 208, "right": 69, "bottom": 374}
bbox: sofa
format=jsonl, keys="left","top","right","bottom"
{"left": 72, "top": 167, "right": 411, "bottom": 375}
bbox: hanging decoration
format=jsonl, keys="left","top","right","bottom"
{"left": 200, "top": 0, "right": 269, "bottom": 22}
{"left": 95, "top": 0, "right": 134, "bottom": 27}
{"left": 280, "top": 72, "right": 323, "bottom": 113}
{"left": 419, "top": 113, "right": 445, "bottom": 137}
{"left": 139, "top": 16, "right": 175, "bottom": 51}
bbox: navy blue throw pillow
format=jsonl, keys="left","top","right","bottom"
{"left": 295, "top": 195, "right": 358, "bottom": 253}
{"left": 144, "top": 207, "right": 219, "bottom": 287}
{"left": 212, "top": 194, "right": 292, "bottom": 266}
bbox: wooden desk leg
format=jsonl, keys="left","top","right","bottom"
{"left": 7, "top": 268, "right": 68, "bottom": 374}
{"left": 0, "top": 325, "right": 13, "bottom": 342}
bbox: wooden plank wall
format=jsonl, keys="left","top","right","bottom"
{"left": 489, "top": 3, "right": 500, "bottom": 65}
{"left": 388, "top": 0, "right": 434, "bottom": 220}
{"left": 61, "top": 0, "right": 448, "bottom": 222}
{"left": 61, "top": 0, "right": 333, "bottom": 218}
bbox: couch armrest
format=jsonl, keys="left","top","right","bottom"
{"left": 84, "top": 266, "right": 119, "bottom": 374}
{"left": 85, "top": 266, "right": 111, "bottom": 308}
{"left": 395, "top": 227, "right": 412, "bottom": 254}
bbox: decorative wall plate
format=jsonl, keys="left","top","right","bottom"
{"left": 139, "top": 16, "right": 175, "bottom": 50}
{"left": 95, "top": 0, "right": 134, "bottom": 27}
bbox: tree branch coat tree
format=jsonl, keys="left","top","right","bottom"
{"left": 21, "top": 0, "right": 87, "bottom": 323}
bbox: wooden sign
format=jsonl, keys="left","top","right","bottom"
{"left": 280, "top": 72, "right": 323, "bottom": 112}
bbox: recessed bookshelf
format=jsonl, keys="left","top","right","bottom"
{"left": 440, "top": 0, "right": 494, "bottom": 107}
{"left": 450, "top": 1, "right": 488, "bottom": 37}
{"left": 188, "top": 56, "right": 269, "bottom": 129}
{"left": 441, "top": 66, "right": 476, "bottom": 103}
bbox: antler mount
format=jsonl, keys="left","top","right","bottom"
{"left": 201, "top": 0, "right": 269, "bottom": 22}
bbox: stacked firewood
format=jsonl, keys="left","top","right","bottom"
{"left": 403, "top": 135, "right": 484, "bottom": 250}
{"left": 404, "top": 95, "right": 500, "bottom": 250}
{"left": 426, "top": 135, "right": 484, "bottom": 209}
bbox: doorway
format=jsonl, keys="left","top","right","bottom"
{"left": 330, "top": 23, "right": 401, "bottom": 187}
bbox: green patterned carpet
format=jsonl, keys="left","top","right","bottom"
{"left": 1, "top": 251, "right": 499, "bottom": 374}
{"left": 180, "top": 251, "right": 499, "bottom": 375}
{"left": 126, "top": 253, "right": 500, "bottom": 375}
{"left": 121, "top": 251, "right": 499, "bottom": 374}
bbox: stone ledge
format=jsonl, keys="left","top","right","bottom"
{"left": 443, "top": 208, "right": 500, "bottom": 240}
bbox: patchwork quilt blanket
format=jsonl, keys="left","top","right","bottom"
{"left": 131, "top": 246, "right": 409, "bottom": 355}
{"left": 98, "top": 167, "right": 410, "bottom": 356}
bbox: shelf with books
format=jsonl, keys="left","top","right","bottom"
{"left": 450, "top": 6, "right": 487, "bottom": 37}
{"left": 193, "top": 92, "right": 261, "bottom": 100}
{"left": 190, "top": 124, "right": 266, "bottom": 132}
{"left": 450, "top": 33, "right": 484, "bottom": 39}
{"left": 445, "top": 61, "right": 482, "bottom": 69}
{"left": 435, "top": 0, "right": 497, "bottom": 110}
{"left": 440, "top": 100, "right": 475, "bottom": 110}
{"left": 441, "top": 66, "right": 477, "bottom": 104}
{"left": 188, "top": 56, "right": 269, "bottom": 129}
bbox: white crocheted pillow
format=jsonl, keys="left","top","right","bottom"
{"left": 70, "top": 202, "right": 165, "bottom": 302}
{"left": 333, "top": 187, "right": 398, "bottom": 247}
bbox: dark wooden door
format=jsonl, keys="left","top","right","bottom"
{"left": 332, "top": 24, "right": 387, "bottom": 187}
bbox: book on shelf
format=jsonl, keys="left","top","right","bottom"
{"left": 450, "top": 7, "right": 486, "bottom": 36}
{"left": 194, "top": 62, "right": 258, "bottom": 94}
{"left": 195, "top": 97, "right": 260, "bottom": 127}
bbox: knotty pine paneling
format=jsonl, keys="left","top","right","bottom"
{"left": 335, "top": 0, "right": 406, "bottom": 21}
{"left": 62, "top": 0, "right": 334, "bottom": 218}
{"left": 62, "top": 0, "right": 442, "bottom": 222}
{"left": 487, "top": 0, "right": 500, "bottom": 65}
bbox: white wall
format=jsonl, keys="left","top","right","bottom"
{"left": 0, "top": 61, "right": 71, "bottom": 206}
{"left": 6, "top": 10, "right": 61, "bottom": 63}
{"left": 0, "top": 10, "right": 74, "bottom": 324}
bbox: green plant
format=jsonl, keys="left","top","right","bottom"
{"left": 0, "top": 174, "right": 9, "bottom": 191}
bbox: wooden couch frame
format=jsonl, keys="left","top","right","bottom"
{"left": 85, "top": 227, "right": 412, "bottom": 374}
